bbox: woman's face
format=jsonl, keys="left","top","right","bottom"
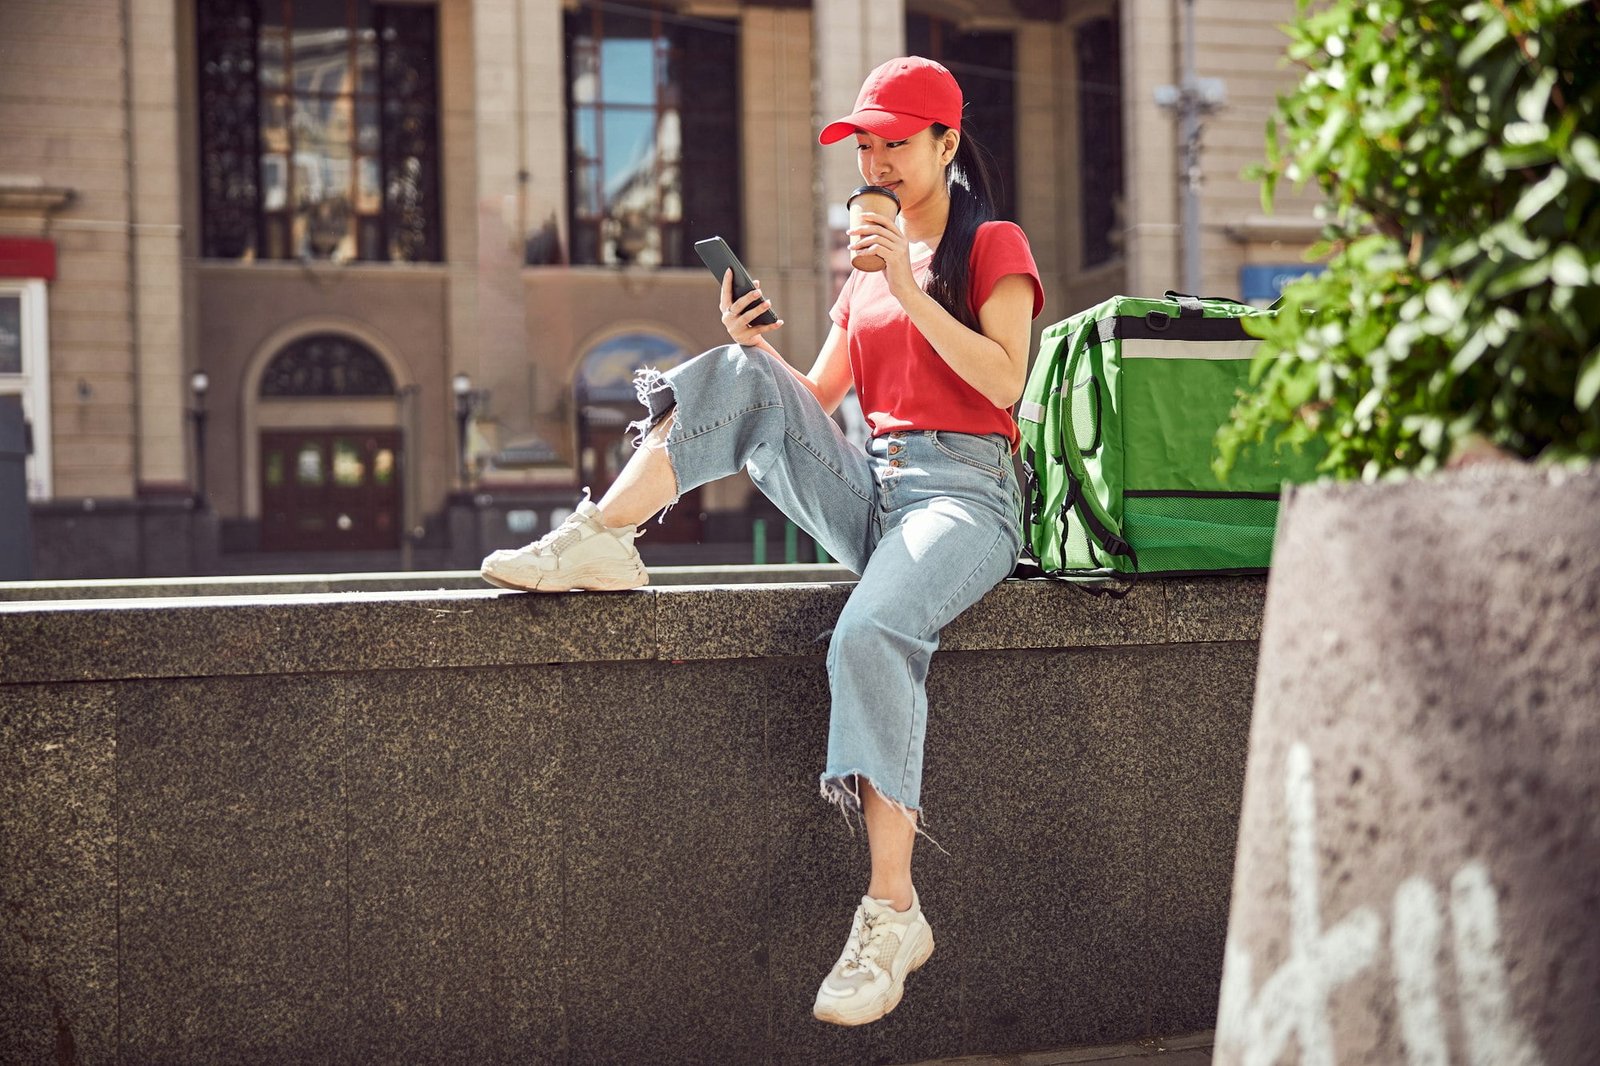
{"left": 852, "top": 127, "right": 958, "bottom": 214}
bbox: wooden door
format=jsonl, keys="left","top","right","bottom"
{"left": 260, "top": 430, "right": 401, "bottom": 551}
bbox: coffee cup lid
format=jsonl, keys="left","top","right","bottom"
{"left": 848, "top": 184, "right": 901, "bottom": 207}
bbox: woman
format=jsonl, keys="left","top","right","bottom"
{"left": 481, "top": 56, "right": 1044, "bottom": 1026}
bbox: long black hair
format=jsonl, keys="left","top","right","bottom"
{"left": 923, "top": 122, "right": 999, "bottom": 333}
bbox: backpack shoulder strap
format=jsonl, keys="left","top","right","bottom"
{"left": 1057, "top": 322, "right": 1139, "bottom": 573}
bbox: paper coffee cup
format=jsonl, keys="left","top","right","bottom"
{"left": 847, "top": 185, "right": 901, "bottom": 272}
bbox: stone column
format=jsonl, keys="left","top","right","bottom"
{"left": 127, "top": 0, "right": 187, "bottom": 493}
{"left": 741, "top": 6, "right": 817, "bottom": 361}
{"left": 515, "top": 0, "right": 566, "bottom": 447}
{"left": 1014, "top": 18, "right": 1066, "bottom": 316}
{"left": 1118, "top": 0, "right": 1180, "bottom": 296}
{"left": 811, "top": 0, "right": 904, "bottom": 324}
{"left": 440, "top": 0, "right": 479, "bottom": 458}
{"left": 468, "top": 0, "right": 564, "bottom": 456}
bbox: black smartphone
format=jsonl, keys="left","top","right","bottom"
{"left": 693, "top": 236, "right": 779, "bottom": 327}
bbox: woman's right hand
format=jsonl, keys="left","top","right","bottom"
{"left": 719, "top": 269, "right": 783, "bottom": 345}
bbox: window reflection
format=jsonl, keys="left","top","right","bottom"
{"left": 0, "top": 295, "right": 22, "bottom": 375}
{"left": 198, "top": 0, "right": 439, "bottom": 262}
{"left": 332, "top": 438, "right": 365, "bottom": 486}
{"left": 296, "top": 442, "right": 325, "bottom": 485}
{"left": 373, "top": 448, "right": 395, "bottom": 486}
{"left": 564, "top": 3, "right": 739, "bottom": 267}
{"left": 265, "top": 449, "right": 285, "bottom": 487}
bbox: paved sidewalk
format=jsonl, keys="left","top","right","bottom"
{"left": 909, "top": 1031, "right": 1213, "bottom": 1066}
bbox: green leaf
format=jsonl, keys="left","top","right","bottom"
{"left": 1457, "top": 14, "right": 1509, "bottom": 68}
{"left": 1513, "top": 168, "right": 1568, "bottom": 223}
{"left": 1577, "top": 347, "right": 1600, "bottom": 411}
{"left": 1449, "top": 327, "right": 1494, "bottom": 374}
{"left": 1549, "top": 245, "right": 1589, "bottom": 287}
{"left": 1516, "top": 68, "right": 1558, "bottom": 123}
{"left": 1568, "top": 135, "right": 1600, "bottom": 181}
{"left": 1503, "top": 121, "right": 1552, "bottom": 147}
{"left": 1223, "top": 0, "right": 1600, "bottom": 480}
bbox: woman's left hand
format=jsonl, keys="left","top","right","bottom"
{"left": 848, "top": 213, "right": 917, "bottom": 297}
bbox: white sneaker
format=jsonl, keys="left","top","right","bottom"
{"left": 479, "top": 493, "right": 648, "bottom": 592}
{"left": 812, "top": 889, "right": 935, "bottom": 1026}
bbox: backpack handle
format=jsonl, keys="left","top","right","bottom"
{"left": 1163, "top": 289, "right": 1253, "bottom": 313}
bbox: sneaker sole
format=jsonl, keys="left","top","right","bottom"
{"left": 480, "top": 562, "right": 648, "bottom": 593}
{"left": 812, "top": 924, "right": 934, "bottom": 1027}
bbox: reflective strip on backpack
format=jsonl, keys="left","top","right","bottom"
{"left": 1017, "top": 399, "right": 1047, "bottom": 424}
{"left": 1120, "top": 338, "right": 1258, "bottom": 361}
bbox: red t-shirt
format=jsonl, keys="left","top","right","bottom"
{"left": 829, "top": 219, "right": 1044, "bottom": 445}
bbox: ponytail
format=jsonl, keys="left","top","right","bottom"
{"left": 924, "top": 123, "right": 999, "bottom": 333}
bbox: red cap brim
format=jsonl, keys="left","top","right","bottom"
{"left": 818, "top": 109, "right": 939, "bottom": 146}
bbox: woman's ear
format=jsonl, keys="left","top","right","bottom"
{"left": 940, "top": 128, "right": 961, "bottom": 166}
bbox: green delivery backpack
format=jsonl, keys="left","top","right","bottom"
{"left": 1016, "top": 292, "right": 1321, "bottom": 578}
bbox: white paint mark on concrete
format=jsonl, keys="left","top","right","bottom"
{"left": 1218, "top": 744, "right": 1551, "bottom": 1066}
{"left": 1393, "top": 877, "right": 1450, "bottom": 1066}
{"left": 1216, "top": 743, "right": 1381, "bottom": 1066}
{"left": 1451, "top": 862, "right": 1546, "bottom": 1066}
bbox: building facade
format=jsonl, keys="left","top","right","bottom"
{"left": 0, "top": 0, "right": 1320, "bottom": 579}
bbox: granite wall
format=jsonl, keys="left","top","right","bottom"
{"left": 0, "top": 575, "right": 1265, "bottom": 1065}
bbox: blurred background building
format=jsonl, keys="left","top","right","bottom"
{"left": 0, "top": 0, "right": 1320, "bottom": 579}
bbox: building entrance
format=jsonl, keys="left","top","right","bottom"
{"left": 260, "top": 429, "right": 401, "bottom": 551}
{"left": 254, "top": 333, "right": 403, "bottom": 552}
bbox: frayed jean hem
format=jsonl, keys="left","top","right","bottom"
{"left": 820, "top": 770, "right": 946, "bottom": 852}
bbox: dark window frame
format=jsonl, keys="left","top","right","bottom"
{"left": 1075, "top": 14, "right": 1125, "bottom": 269}
{"left": 905, "top": 12, "right": 1018, "bottom": 220}
{"left": 259, "top": 332, "right": 397, "bottom": 396}
{"left": 562, "top": 2, "right": 740, "bottom": 268}
{"left": 197, "top": 0, "right": 442, "bottom": 263}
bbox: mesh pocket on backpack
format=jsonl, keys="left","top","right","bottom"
{"left": 1069, "top": 376, "right": 1101, "bottom": 455}
{"left": 1062, "top": 506, "right": 1099, "bottom": 570}
{"left": 1121, "top": 493, "right": 1280, "bottom": 572}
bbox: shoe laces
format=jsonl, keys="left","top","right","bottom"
{"left": 840, "top": 908, "right": 893, "bottom": 977}
{"left": 526, "top": 513, "right": 592, "bottom": 556}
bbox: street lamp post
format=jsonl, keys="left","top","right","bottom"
{"left": 189, "top": 370, "right": 209, "bottom": 508}
{"left": 1155, "top": 0, "right": 1227, "bottom": 295}
{"left": 452, "top": 371, "right": 473, "bottom": 488}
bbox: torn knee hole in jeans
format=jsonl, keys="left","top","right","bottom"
{"left": 627, "top": 367, "right": 684, "bottom": 523}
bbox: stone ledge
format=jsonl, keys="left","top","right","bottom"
{"left": 0, "top": 563, "right": 859, "bottom": 601}
{"left": 0, "top": 575, "right": 1264, "bottom": 683}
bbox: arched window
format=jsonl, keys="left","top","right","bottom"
{"left": 260, "top": 333, "right": 395, "bottom": 397}
{"left": 575, "top": 332, "right": 689, "bottom": 407}
{"left": 572, "top": 331, "right": 704, "bottom": 543}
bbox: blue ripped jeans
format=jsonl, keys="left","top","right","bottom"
{"left": 635, "top": 345, "right": 1023, "bottom": 820}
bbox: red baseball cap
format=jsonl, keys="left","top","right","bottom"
{"left": 818, "top": 56, "right": 963, "bottom": 145}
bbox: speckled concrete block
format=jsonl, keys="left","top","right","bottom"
{"left": 0, "top": 684, "right": 118, "bottom": 1066}
{"left": 1215, "top": 464, "right": 1600, "bottom": 1066}
{"left": 654, "top": 583, "right": 854, "bottom": 660}
{"left": 118, "top": 675, "right": 349, "bottom": 1064}
{"left": 920, "top": 647, "right": 1160, "bottom": 1059}
{"left": 558, "top": 659, "right": 773, "bottom": 1066}
{"left": 343, "top": 666, "right": 566, "bottom": 1064}
{"left": 0, "top": 589, "right": 656, "bottom": 683}
{"left": 765, "top": 641, "right": 1256, "bottom": 1066}
{"left": 1161, "top": 577, "right": 1267, "bottom": 644}
{"left": 0, "top": 572, "right": 1273, "bottom": 1064}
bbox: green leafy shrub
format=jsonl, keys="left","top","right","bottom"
{"left": 1218, "top": 0, "right": 1600, "bottom": 480}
